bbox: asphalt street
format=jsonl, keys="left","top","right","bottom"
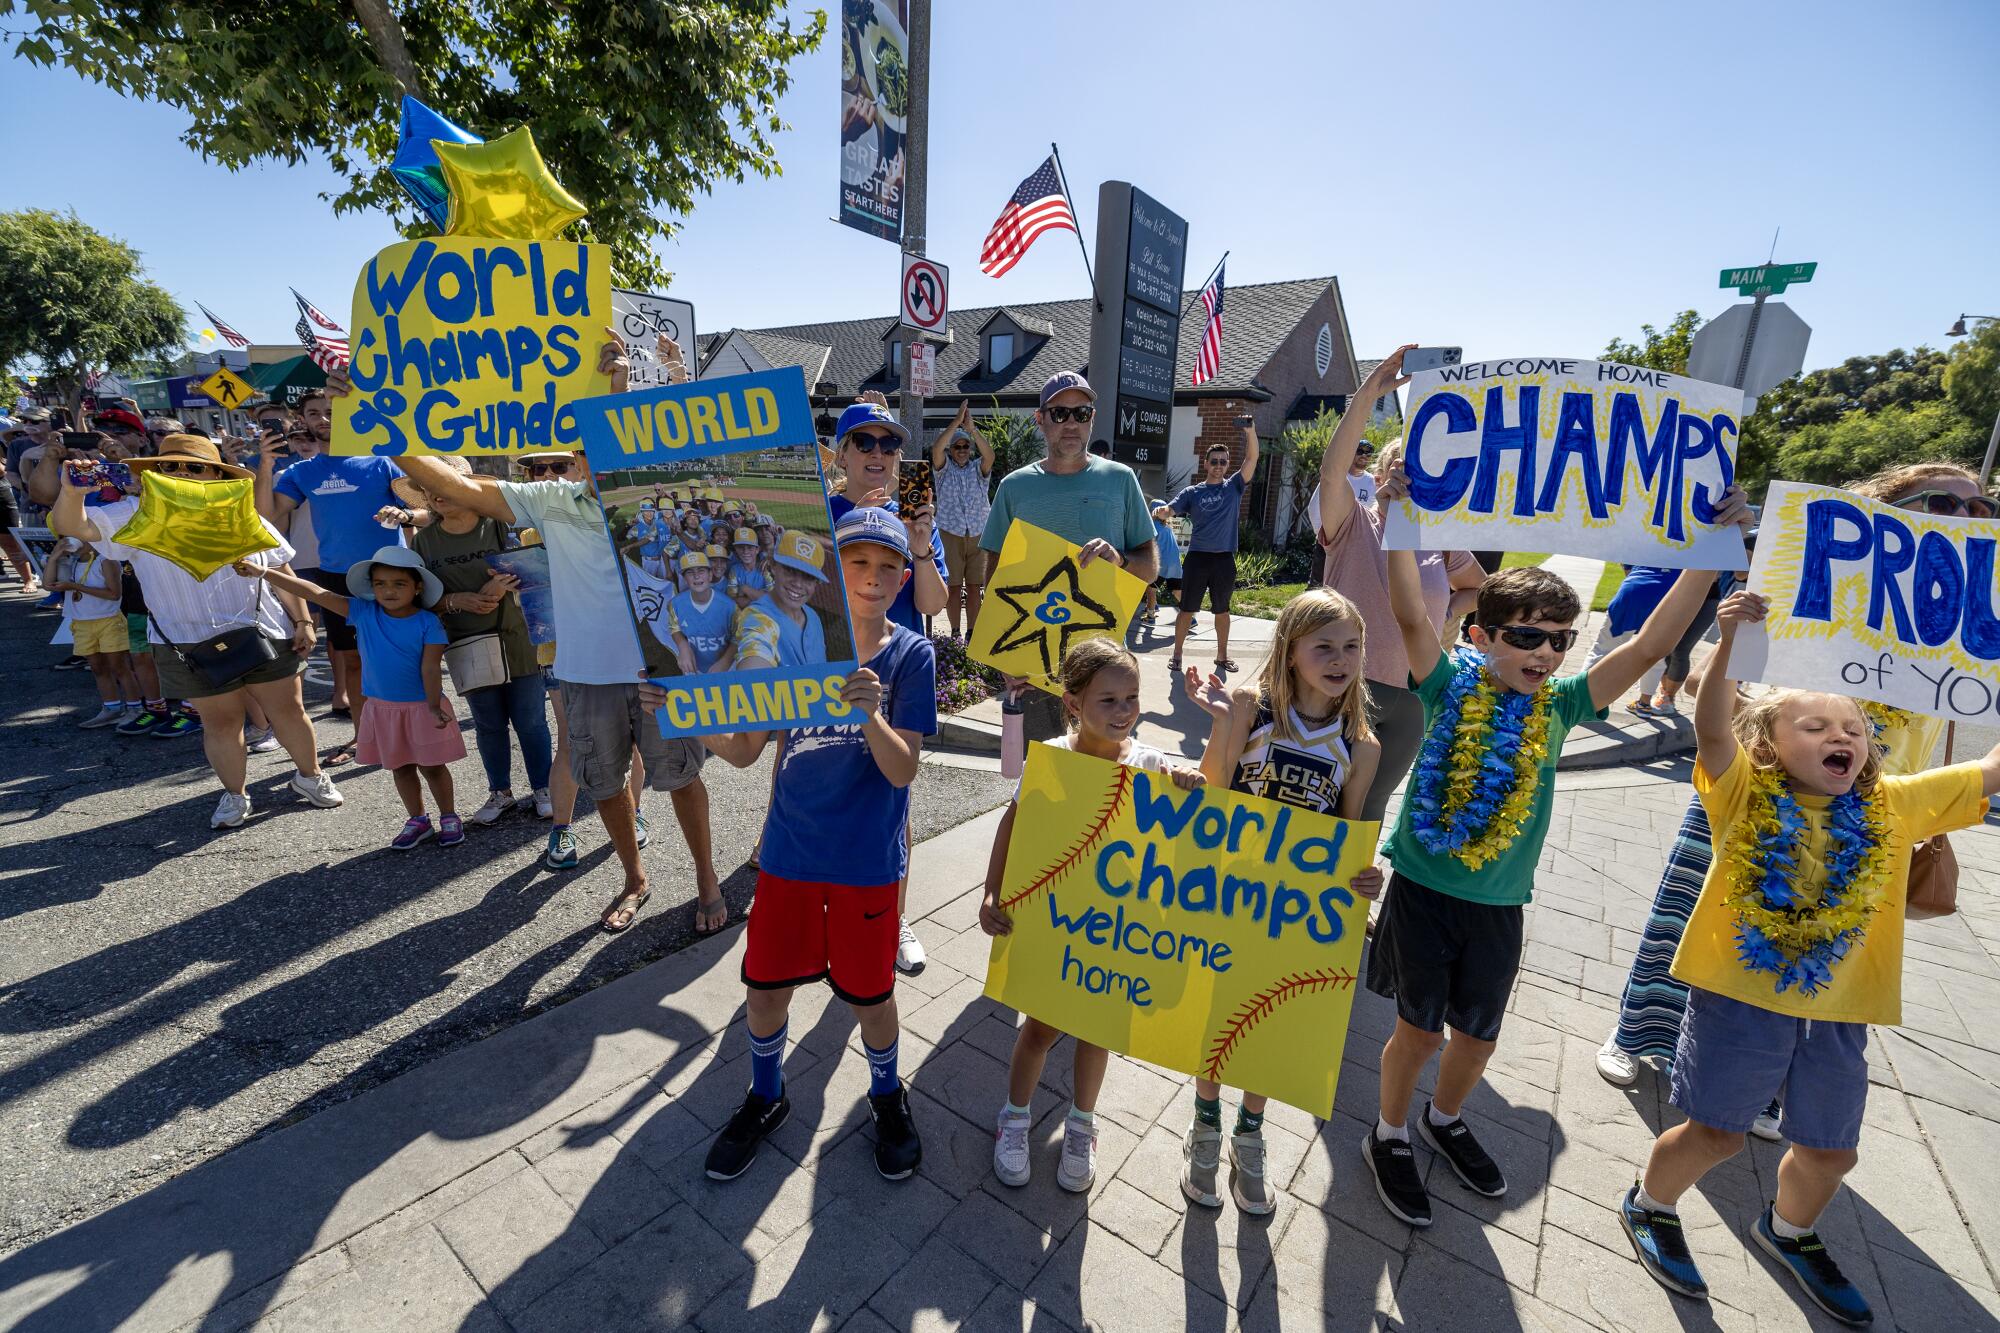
{"left": 0, "top": 585, "right": 1016, "bottom": 1254}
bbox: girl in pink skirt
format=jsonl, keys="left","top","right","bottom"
{"left": 239, "top": 547, "right": 466, "bottom": 849}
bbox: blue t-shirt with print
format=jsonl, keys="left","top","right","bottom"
{"left": 1169, "top": 473, "right": 1246, "bottom": 553}
{"left": 736, "top": 592, "right": 827, "bottom": 667}
{"left": 346, "top": 599, "right": 448, "bottom": 703}
{"left": 828, "top": 492, "right": 947, "bottom": 633}
{"left": 728, "top": 560, "right": 770, "bottom": 596}
{"left": 759, "top": 624, "right": 938, "bottom": 885}
{"left": 274, "top": 454, "right": 405, "bottom": 573}
{"left": 668, "top": 589, "right": 735, "bottom": 670}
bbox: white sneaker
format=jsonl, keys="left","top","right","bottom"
{"left": 993, "top": 1107, "right": 1032, "bottom": 1187}
{"left": 474, "top": 790, "right": 515, "bottom": 825}
{"left": 1750, "top": 1103, "right": 1784, "bottom": 1141}
{"left": 895, "top": 917, "right": 927, "bottom": 976}
{"left": 244, "top": 726, "right": 280, "bottom": 753}
{"left": 79, "top": 704, "right": 125, "bottom": 729}
{"left": 289, "top": 770, "right": 344, "bottom": 808}
{"left": 532, "top": 787, "right": 554, "bottom": 819}
{"left": 1057, "top": 1115, "right": 1097, "bottom": 1193}
{"left": 211, "top": 791, "right": 251, "bottom": 828}
{"left": 1596, "top": 1037, "right": 1639, "bottom": 1087}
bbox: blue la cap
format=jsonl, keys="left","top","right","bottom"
{"left": 834, "top": 402, "right": 911, "bottom": 447}
{"left": 1039, "top": 370, "right": 1096, "bottom": 407}
{"left": 834, "top": 506, "right": 911, "bottom": 563}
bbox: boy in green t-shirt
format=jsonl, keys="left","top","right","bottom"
{"left": 1362, "top": 483, "right": 1750, "bottom": 1229}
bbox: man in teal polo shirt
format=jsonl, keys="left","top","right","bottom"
{"left": 979, "top": 371, "right": 1158, "bottom": 740}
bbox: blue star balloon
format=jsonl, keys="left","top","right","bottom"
{"left": 389, "top": 96, "right": 483, "bottom": 231}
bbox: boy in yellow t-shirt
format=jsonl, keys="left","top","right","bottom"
{"left": 1618, "top": 590, "right": 2000, "bottom": 1328}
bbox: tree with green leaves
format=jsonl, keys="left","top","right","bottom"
{"left": 0, "top": 209, "right": 184, "bottom": 414}
{"left": 1735, "top": 346, "right": 1957, "bottom": 494}
{"left": 1943, "top": 318, "right": 2000, "bottom": 434}
{"left": 1602, "top": 310, "right": 1703, "bottom": 374}
{"left": 4, "top": 1, "right": 826, "bottom": 289}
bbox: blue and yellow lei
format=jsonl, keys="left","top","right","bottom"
{"left": 1407, "top": 650, "right": 1554, "bottom": 870}
{"left": 1722, "top": 765, "right": 1892, "bottom": 997}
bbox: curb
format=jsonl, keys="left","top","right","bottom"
{"left": 936, "top": 712, "right": 1002, "bottom": 753}
{"left": 1557, "top": 714, "right": 1694, "bottom": 769}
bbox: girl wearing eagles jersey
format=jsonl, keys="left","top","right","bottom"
{"left": 1177, "top": 587, "right": 1384, "bottom": 1215}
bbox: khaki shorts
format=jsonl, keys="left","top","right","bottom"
{"left": 559, "top": 680, "right": 706, "bottom": 801}
{"left": 73, "top": 614, "right": 130, "bottom": 656}
{"left": 941, "top": 530, "right": 988, "bottom": 585}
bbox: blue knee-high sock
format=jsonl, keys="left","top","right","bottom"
{"left": 748, "top": 1023, "right": 786, "bottom": 1101}
{"left": 864, "top": 1037, "right": 900, "bottom": 1098}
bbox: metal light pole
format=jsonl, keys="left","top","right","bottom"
{"left": 1951, "top": 315, "right": 2000, "bottom": 490}
{"left": 899, "top": 0, "right": 930, "bottom": 449}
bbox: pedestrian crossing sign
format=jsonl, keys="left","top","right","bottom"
{"left": 196, "top": 366, "right": 257, "bottom": 410}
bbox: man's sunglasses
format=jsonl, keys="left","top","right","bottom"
{"left": 844, "top": 432, "right": 901, "bottom": 455}
{"left": 525, "top": 459, "right": 575, "bottom": 477}
{"left": 1900, "top": 490, "right": 1998, "bottom": 519}
{"left": 1485, "top": 624, "right": 1578, "bottom": 653}
{"left": 152, "top": 460, "right": 221, "bottom": 478}
{"left": 1042, "top": 404, "right": 1095, "bottom": 424}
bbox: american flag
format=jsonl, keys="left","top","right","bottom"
{"left": 197, "top": 302, "right": 251, "bottom": 349}
{"left": 292, "top": 289, "right": 350, "bottom": 371}
{"left": 1190, "top": 260, "right": 1226, "bottom": 386}
{"left": 979, "top": 155, "right": 1076, "bottom": 278}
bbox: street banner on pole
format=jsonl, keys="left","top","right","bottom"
{"left": 839, "top": 0, "right": 909, "bottom": 242}
{"left": 331, "top": 238, "right": 613, "bottom": 456}
{"left": 1381, "top": 357, "right": 1747, "bottom": 569}
{"left": 572, "top": 367, "right": 861, "bottom": 737}
{"left": 968, "top": 522, "right": 1146, "bottom": 695}
{"left": 1734, "top": 481, "right": 2000, "bottom": 721}
{"left": 984, "top": 744, "right": 1377, "bottom": 1117}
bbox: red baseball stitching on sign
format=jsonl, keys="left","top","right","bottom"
{"left": 1202, "top": 969, "right": 1357, "bottom": 1081}
{"left": 999, "top": 766, "right": 1131, "bottom": 911}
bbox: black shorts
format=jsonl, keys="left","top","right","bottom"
{"left": 1364, "top": 871, "right": 1524, "bottom": 1042}
{"left": 306, "top": 567, "right": 358, "bottom": 651}
{"left": 1179, "top": 550, "right": 1236, "bottom": 615}
{"left": 0, "top": 484, "right": 19, "bottom": 530}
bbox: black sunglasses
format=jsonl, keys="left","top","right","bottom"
{"left": 1485, "top": 624, "right": 1578, "bottom": 653}
{"left": 525, "top": 459, "right": 576, "bottom": 477}
{"left": 1900, "top": 489, "right": 1997, "bottom": 519}
{"left": 1043, "top": 404, "right": 1095, "bottom": 424}
{"left": 844, "top": 433, "right": 901, "bottom": 455}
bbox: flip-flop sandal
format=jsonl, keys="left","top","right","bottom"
{"left": 602, "top": 887, "right": 651, "bottom": 934}
{"left": 323, "top": 745, "right": 358, "bottom": 767}
{"left": 327, "top": 706, "right": 353, "bottom": 720}
{"left": 1214, "top": 659, "right": 1238, "bottom": 673}
{"left": 693, "top": 896, "right": 729, "bottom": 936}
{"left": 1169, "top": 657, "right": 1183, "bottom": 675}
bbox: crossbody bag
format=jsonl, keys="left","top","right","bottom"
{"left": 151, "top": 577, "right": 282, "bottom": 689}
{"left": 1905, "top": 723, "right": 1961, "bottom": 921}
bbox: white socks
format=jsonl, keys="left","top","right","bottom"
{"left": 1635, "top": 1184, "right": 1676, "bottom": 1215}
{"left": 1376, "top": 1116, "right": 1409, "bottom": 1143}
{"left": 1427, "top": 1102, "right": 1459, "bottom": 1128}
{"left": 1771, "top": 1207, "right": 1814, "bottom": 1239}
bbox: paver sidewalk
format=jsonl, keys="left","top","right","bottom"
{"left": 5, "top": 768, "right": 2000, "bottom": 1332}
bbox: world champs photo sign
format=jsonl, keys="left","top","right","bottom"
{"left": 572, "top": 367, "right": 861, "bottom": 738}
{"left": 984, "top": 744, "right": 1379, "bottom": 1116}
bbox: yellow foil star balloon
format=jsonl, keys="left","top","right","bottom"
{"left": 111, "top": 474, "right": 278, "bottom": 582}
{"left": 435, "top": 127, "right": 587, "bottom": 240}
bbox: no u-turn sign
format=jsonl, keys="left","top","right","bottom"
{"left": 901, "top": 253, "right": 949, "bottom": 334}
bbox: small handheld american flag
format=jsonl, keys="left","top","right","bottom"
{"left": 1191, "top": 260, "right": 1226, "bottom": 387}
{"left": 291, "top": 289, "right": 350, "bottom": 372}
{"left": 979, "top": 155, "right": 1077, "bottom": 279}
{"left": 197, "top": 302, "right": 251, "bottom": 349}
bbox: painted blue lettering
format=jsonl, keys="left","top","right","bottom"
{"left": 1602, "top": 392, "right": 1676, "bottom": 508}
{"left": 1794, "top": 498, "right": 1871, "bottom": 622}
{"left": 1537, "top": 391, "right": 1606, "bottom": 517}
{"left": 1192, "top": 805, "right": 1227, "bottom": 850}
{"left": 1223, "top": 873, "right": 1267, "bottom": 920}
{"left": 423, "top": 248, "right": 476, "bottom": 326}
{"left": 1095, "top": 842, "right": 1133, "bottom": 897}
{"left": 365, "top": 241, "right": 435, "bottom": 316}
{"left": 1470, "top": 385, "right": 1539, "bottom": 518}
{"left": 543, "top": 324, "right": 582, "bottom": 376}
{"left": 1405, "top": 393, "right": 1477, "bottom": 510}
{"left": 1307, "top": 885, "right": 1355, "bottom": 945}
{"left": 1130, "top": 772, "right": 1202, "bottom": 839}
{"left": 1688, "top": 415, "right": 1738, "bottom": 522}
{"left": 1962, "top": 539, "right": 2000, "bottom": 661}
{"left": 471, "top": 244, "right": 526, "bottom": 318}
{"left": 1912, "top": 531, "right": 1965, "bottom": 647}
{"left": 1867, "top": 513, "right": 1918, "bottom": 641}
{"left": 1268, "top": 884, "right": 1311, "bottom": 940}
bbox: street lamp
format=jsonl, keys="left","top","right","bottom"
{"left": 1951, "top": 315, "right": 2000, "bottom": 490}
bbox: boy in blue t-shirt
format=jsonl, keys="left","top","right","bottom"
{"left": 663, "top": 506, "right": 936, "bottom": 1184}
{"left": 725, "top": 526, "right": 770, "bottom": 609}
{"left": 733, "top": 530, "right": 831, "bottom": 669}
{"left": 667, "top": 552, "right": 735, "bottom": 674}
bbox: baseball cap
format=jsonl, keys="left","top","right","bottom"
{"left": 732, "top": 526, "right": 757, "bottom": 546}
{"left": 680, "top": 551, "right": 711, "bottom": 571}
{"left": 773, "top": 529, "right": 831, "bottom": 582}
{"left": 705, "top": 543, "right": 727, "bottom": 561}
{"left": 834, "top": 506, "right": 911, "bottom": 563}
{"left": 1039, "top": 371, "right": 1095, "bottom": 407}
{"left": 834, "top": 402, "right": 910, "bottom": 446}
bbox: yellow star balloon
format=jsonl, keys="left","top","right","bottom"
{"left": 434, "top": 126, "right": 587, "bottom": 240}
{"left": 111, "top": 474, "right": 278, "bottom": 582}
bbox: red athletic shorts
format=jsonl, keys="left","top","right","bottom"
{"left": 743, "top": 872, "right": 900, "bottom": 1006}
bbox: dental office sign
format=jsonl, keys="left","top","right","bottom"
{"left": 1735, "top": 482, "right": 2000, "bottom": 721}
{"left": 1382, "top": 358, "right": 1747, "bottom": 569}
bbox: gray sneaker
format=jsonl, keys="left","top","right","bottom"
{"left": 1229, "top": 1132, "right": 1275, "bottom": 1214}
{"left": 1181, "top": 1120, "right": 1223, "bottom": 1208}
{"left": 1056, "top": 1115, "right": 1097, "bottom": 1193}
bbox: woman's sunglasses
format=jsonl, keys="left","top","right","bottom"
{"left": 524, "top": 459, "right": 575, "bottom": 477}
{"left": 1042, "top": 404, "right": 1095, "bottom": 424}
{"left": 151, "top": 459, "right": 221, "bottom": 478}
{"left": 1899, "top": 490, "right": 1998, "bottom": 519}
{"left": 843, "top": 432, "right": 901, "bottom": 455}
{"left": 1485, "top": 624, "right": 1579, "bottom": 653}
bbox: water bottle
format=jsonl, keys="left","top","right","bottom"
{"left": 1000, "top": 685, "right": 1027, "bottom": 779}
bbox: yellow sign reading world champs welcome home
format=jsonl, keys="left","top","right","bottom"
{"left": 984, "top": 744, "right": 1377, "bottom": 1116}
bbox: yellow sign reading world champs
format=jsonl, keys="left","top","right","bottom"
{"left": 332, "top": 237, "right": 612, "bottom": 457}
{"left": 984, "top": 745, "right": 1377, "bottom": 1116}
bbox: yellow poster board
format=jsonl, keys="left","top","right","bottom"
{"left": 984, "top": 744, "right": 1377, "bottom": 1116}
{"left": 330, "top": 237, "right": 612, "bottom": 457}
{"left": 969, "top": 521, "right": 1147, "bottom": 695}
{"left": 196, "top": 366, "right": 257, "bottom": 411}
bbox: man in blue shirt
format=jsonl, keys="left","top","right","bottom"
{"left": 1158, "top": 420, "right": 1259, "bottom": 675}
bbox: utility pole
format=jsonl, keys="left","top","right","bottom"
{"left": 899, "top": 0, "right": 930, "bottom": 451}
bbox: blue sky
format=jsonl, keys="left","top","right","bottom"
{"left": 4, "top": 0, "right": 1997, "bottom": 375}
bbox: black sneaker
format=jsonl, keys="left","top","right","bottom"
{"left": 1752, "top": 1204, "right": 1873, "bottom": 1326}
{"left": 1418, "top": 1103, "right": 1507, "bottom": 1197}
{"left": 868, "top": 1086, "right": 922, "bottom": 1180}
{"left": 704, "top": 1092, "right": 789, "bottom": 1181}
{"left": 1361, "top": 1129, "right": 1431, "bottom": 1227}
